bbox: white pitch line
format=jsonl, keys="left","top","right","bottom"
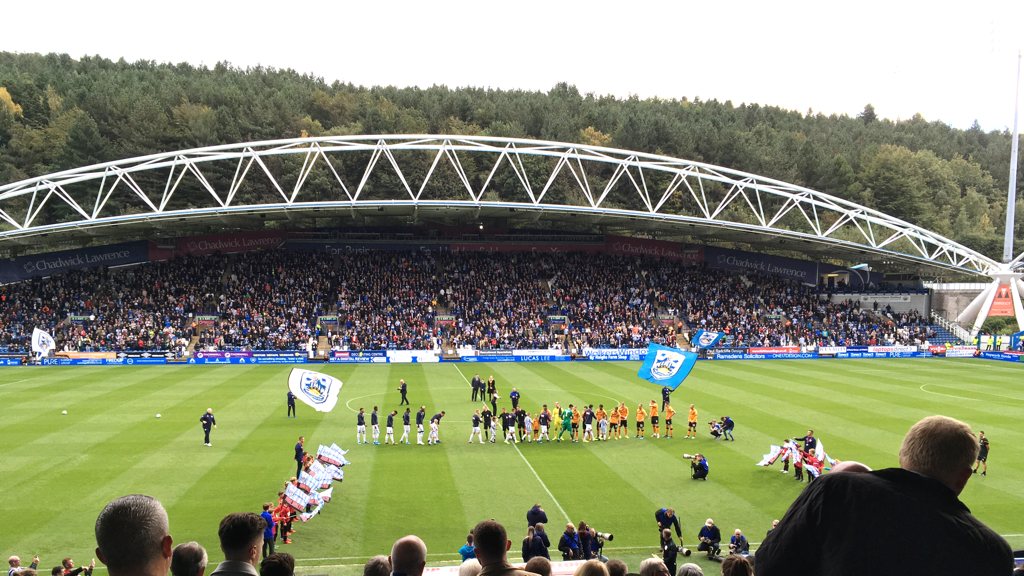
{"left": 451, "top": 364, "right": 572, "bottom": 524}
{"left": 511, "top": 442, "right": 572, "bottom": 524}
{"left": 918, "top": 384, "right": 979, "bottom": 401}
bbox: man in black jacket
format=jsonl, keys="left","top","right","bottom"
{"left": 527, "top": 504, "right": 548, "bottom": 529}
{"left": 756, "top": 415, "right": 1012, "bottom": 576}
{"left": 471, "top": 374, "right": 483, "bottom": 402}
{"left": 293, "top": 436, "right": 304, "bottom": 478}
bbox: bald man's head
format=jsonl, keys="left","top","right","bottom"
{"left": 389, "top": 536, "right": 427, "bottom": 576}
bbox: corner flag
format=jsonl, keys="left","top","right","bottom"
{"left": 287, "top": 368, "right": 343, "bottom": 413}
{"left": 637, "top": 343, "right": 697, "bottom": 390}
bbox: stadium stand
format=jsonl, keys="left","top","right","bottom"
{"left": 0, "top": 249, "right": 940, "bottom": 354}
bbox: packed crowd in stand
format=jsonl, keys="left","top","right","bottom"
{"left": 0, "top": 249, "right": 936, "bottom": 354}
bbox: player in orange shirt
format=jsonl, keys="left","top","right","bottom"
{"left": 686, "top": 404, "right": 698, "bottom": 439}
{"left": 571, "top": 406, "right": 582, "bottom": 441}
{"left": 649, "top": 401, "right": 660, "bottom": 438}
{"left": 635, "top": 404, "right": 647, "bottom": 439}
{"left": 618, "top": 402, "right": 629, "bottom": 439}
{"left": 609, "top": 406, "right": 621, "bottom": 439}
{"left": 595, "top": 404, "right": 608, "bottom": 441}
{"left": 664, "top": 404, "right": 676, "bottom": 438}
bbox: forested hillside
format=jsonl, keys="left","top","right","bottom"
{"left": 0, "top": 52, "right": 1020, "bottom": 256}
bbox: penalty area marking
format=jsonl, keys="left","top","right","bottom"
{"left": 452, "top": 363, "right": 572, "bottom": 524}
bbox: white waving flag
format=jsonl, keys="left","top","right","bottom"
{"left": 31, "top": 328, "right": 56, "bottom": 356}
{"left": 287, "top": 368, "right": 343, "bottom": 413}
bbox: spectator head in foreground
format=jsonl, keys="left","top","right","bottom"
{"left": 258, "top": 554, "right": 294, "bottom": 576}
{"left": 898, "top": 415, "right": 978, "bottom": 494}
{"left": 637, "top": 559, "right": 670, "bottom": 576}
{"left": 675, "top": 564, "right": 703, "bottom": 576}
{"left": 719, "top": 556, "right": 752, "bottom": 576}
{"left": 573, "top": 560, "right": 609, "bottom": 576}
{"left": 458, "top": 559, "right": 482, "bottom": 576}
{"left": 362, "top": 556, "right": 390, "bottom": 576}
{"left": 472, "top": 520, "right": 511, "bottom": 566}
{"left": 94, "top": 494, "right": 174, "bottom": 576}
{"left": 829, "top": 460, "right": 871, "bottom": 474}
{"left": 524, "top": 557, "right": 551, "bottom": 576}
{"left": 171, "top": 542, "right": 208, "bottom": 576}
{"left": 605, "top": 559, "right": 628, "bottom": 576}
{"left": 389, "top": 536, "right": 427, "bottom": 576}
{"left": 218, "top": 512, "right": 267, "bottom": 567}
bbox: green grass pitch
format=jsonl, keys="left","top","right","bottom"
{"left": 2, "top": 358, "right": 1022, "bottom": 575}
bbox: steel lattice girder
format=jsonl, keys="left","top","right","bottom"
{"left": 0, "top": 135, "right": 1004, "bottom": 275}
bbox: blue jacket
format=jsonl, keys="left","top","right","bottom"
{"left": 698, "top": 525, "right": 721, "bottom": 543}
{"left": 261, "top": 510, "right": 274, "bottom": 539}
{"left": 656, "top": 508, "right": 682, "bottom": 537}
{"left": 558, "top": 531, "right": 580, "bottom": 556}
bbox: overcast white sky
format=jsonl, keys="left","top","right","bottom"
{"left": 4, "top": 0, "right": 1022, "bottom": 131}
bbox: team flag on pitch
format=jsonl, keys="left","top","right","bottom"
{"left": 31, "top": 327, "right": 56, "bottom": 356}
{"left": 637, "top": 343, "right": 698, "bottom": 391}
{"left": 283, "top": 483, "right": 310, "bottom": 511}
{"left": 288, "top": 368, "right": 343, "bottom": 412}
{"left": 692, "top": 330, "right": 725, "bottom": 349}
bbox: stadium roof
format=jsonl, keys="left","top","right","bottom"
{"left": 0, "top": 135, "right": 1005, "bottom": 279}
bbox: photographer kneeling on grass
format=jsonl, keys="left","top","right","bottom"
{"left": 686, "top": 454, "right": 708, "bottom": 480}
{"left": 696, "top": 519, "right": 721, "bottom": 560}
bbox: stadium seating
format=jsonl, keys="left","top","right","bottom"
{"left": 0, "top": 249, "right": 941, "bottom": 354}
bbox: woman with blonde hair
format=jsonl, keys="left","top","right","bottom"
{"left": 573, "top": 559, "right": 609, "bottom": 576}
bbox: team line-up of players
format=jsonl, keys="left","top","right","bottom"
{"left": 353, "top": 395, "right": 736, "bottom": 446}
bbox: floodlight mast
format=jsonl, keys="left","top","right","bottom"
{"left": 1004, "top": 51, "right": 1021, "bottom": 264}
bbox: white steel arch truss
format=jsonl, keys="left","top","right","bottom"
{"left": 0, "top": 135, "right": 1006, "bottom": 276}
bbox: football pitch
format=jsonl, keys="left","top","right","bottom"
{"left": 2, "top": 358, "right": 1022, "bottom": 575}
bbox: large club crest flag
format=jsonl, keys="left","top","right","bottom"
{"left": 692, "top": 330, "right": 724, "bottom": 349}
{"left": 31, "top": 327, "right": 56, "bottom": 356}
{"left": 637, "top": 343, "right": 698, "bottom": 390}
{"left": 288, "top": 368, "right": 343, "bottom": 413}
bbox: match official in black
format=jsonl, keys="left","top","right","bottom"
{"left": 398, "top": 379, "right": 409, "bottom": 405}
{"left": 286, "top": 391, "right": 296, "bottom": 418}
{"left": 200, "top": 408, "right": 216, "bottom": 446}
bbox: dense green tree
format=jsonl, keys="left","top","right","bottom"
{"left": 0, "top": 52, "right": 1019, "bottom": 257}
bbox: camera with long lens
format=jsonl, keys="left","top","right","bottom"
{"left": 592, "top": 531, "right": 613, "bottom": 563}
